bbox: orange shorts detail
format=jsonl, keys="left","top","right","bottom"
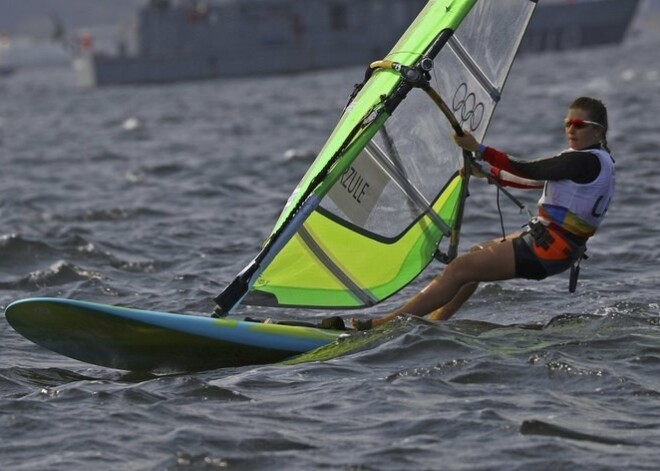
{"left": 513, "top": 226, "right": 585, "bottom": 280}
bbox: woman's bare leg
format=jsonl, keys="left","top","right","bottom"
{"left": 367, "top": 236, "right": 517, "bottom": 327}
{"left": 426, "top": 235, "right": 518, "bottom": 321}
{"left": 427, "top": 282, "right": 478, "bottom": 321}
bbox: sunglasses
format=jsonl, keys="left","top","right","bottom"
{"left": 564, "top": 118, "right": 604, "bottom": 130}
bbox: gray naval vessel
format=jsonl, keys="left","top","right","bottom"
{"left": 74, "top": 0, "right": 641, "bottom": 87}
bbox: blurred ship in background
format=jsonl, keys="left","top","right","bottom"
{"left": 0, "top": 0, "right": 647, "bottom": 86}
{"left": 72, "top": 0, "right": 642, "bottom": 87}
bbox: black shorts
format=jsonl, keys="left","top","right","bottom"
{"left": 513, "top": 226, "right": 586, "bottom": 281}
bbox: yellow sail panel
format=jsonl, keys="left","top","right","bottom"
{"left": 248, "top": 175, "right": 463, "bottom": 308}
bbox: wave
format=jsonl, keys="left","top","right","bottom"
{"left": 0, "top": 233, "right": 59, "bottom": 265}
{"left": 1, "top": 260, "right": 102, "bottom": 290}
{"left": 0, "top": 234, "right": 64, "bottom": 285}
{"left": 53, "top": 207, "right": 166, "bottom": 224}
{"left": 0, "top": 232, "right": 168, "bottom": 290}
{"left": 520, "top": 419, "right": 633, "bottom": 445}
{"left": 287, "top": 308, "right": 660, "bottom": 371}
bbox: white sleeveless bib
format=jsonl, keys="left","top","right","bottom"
{"left": 538, "top": 149, "right": 615, "bottom": 237}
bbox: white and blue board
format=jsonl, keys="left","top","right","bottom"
{"left": 4, "top": 298, "right": 344, "bottom": 372}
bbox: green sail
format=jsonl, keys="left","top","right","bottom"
{"left": 224, "top": 0, "right": 536, "bottom": 311}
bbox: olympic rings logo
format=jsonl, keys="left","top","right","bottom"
{"left": 452, "top": 83, "right": 484, "bottom": 131}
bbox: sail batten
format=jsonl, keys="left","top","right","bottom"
{"left": 297, "top": 225, "right": 378, "bottom": 306}
{"left": 448, "top": 36, "right": 501, "bottom": 102}
{"left": 216, "top": 0, "right": 538, "bottom": 314}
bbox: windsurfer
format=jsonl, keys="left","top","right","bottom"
{"left": 351, "top": 96, "right": 614, "bottom": 330}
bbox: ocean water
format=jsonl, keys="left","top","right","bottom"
{"left": 2, "top": 28, "right": 660, "bottom": 470}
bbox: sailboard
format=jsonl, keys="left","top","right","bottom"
{"left": 5, "top": 0, "right": 537, "bottom": 372}
{"left": 5, "top": 298, "right": 343, "bottom": 372}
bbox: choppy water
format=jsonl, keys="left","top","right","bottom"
{"left": 2, "top": 27, "right": 660, "bottom": 470}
